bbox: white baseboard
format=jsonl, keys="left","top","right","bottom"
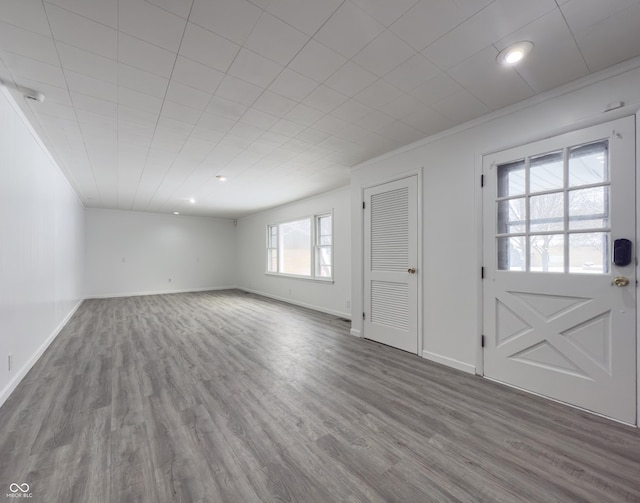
{"left": 350, "top": 328, "right": 361, "bottom": 337}
{"left": 87, "top": 286, "right": 237, "bottom": 299}
{"left": 422, "top": 350, "right": 476, "bottom": 375}
{"left": 238, "top": 287, "right": 351, "bottom": 320}
{"left": 0, "top": 299, "right": 84, "bottom": 408}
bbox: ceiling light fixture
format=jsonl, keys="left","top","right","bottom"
{"left": 216, "top": 175, "right": 227, "bottom": 182}
{"left": 188, "top": 197, "right": 196, "bottom": 204}
{"left": 497, "top": 41, "right": 534, "bottom": 66}
{"left": 173, "top": 211, "right": 180, "bottom": 215}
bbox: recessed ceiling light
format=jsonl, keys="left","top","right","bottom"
{"left": 497, "top": 41, "right": 533, "bottom": 66}
{"left": 173, "top": 211, "right": 180, "bottom": 215}
{"left": 189, "top": 197, "right": 196, "bottom": 204}
{"left": 216, "top": 175, "right": 227, "bottom": 182}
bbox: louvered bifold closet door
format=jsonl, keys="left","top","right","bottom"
{"left": 364, "top": 176, "right": 418, "bottom": 354}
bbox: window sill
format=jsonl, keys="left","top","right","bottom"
{"left": 265, "top": 272, "right": 334, "bottom": 284}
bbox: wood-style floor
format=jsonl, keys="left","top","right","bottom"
{"left": 1, "top": 290, "right": 639, "bottom": 502}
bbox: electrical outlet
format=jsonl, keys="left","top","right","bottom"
{"left": 8, "top": 354, "right": 13, "bottom": 372}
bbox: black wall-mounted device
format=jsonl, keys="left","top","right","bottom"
{"left": 613, "top": 238, "right": 633, "bottom": 266}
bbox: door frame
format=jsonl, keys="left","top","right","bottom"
{"left": 360, "top": 167, "right": 423, "bottom": 356}
{"left": 476, "top": 113, "right": 639, "bottom": 426}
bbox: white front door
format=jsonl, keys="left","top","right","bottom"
{"left": 364, "top": 176, "right": 418, "bottom": 353}
{"left": 483, "top": 116, "right": 637, "bottom": 424}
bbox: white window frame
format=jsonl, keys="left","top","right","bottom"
{"left": 266, "top": 211, "right": 333, "bottom": 282}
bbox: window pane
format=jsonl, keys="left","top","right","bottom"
{"left": 498, "top": 236, "right": 525, "bottom": 271}
{"left": 319, "top": 215, "right": 332, "bottom": 236}
{"left": 497, "top": 160, "right": 525, "bottom": 197}
{"left": 569, "top": 233, "right": 609, "bottom": 274}
{"left": 320, "top": 235, "right": 332, "bottom": 246}
{"left": 530, "top": 192, "right": 564, "bottom": 232}
{"left": 269, "top": 226, "right": 277, "bottom": 248}
{"left": 317, "top": 246, "right": 332, "bottom": 277}
{"left": 530, "top": 234, "right": 564, "bottom": 272}
{"left": 268, "top": 250, "right": 277, "bottom": 272}
{"left": 569, "top": 141, "right": 608, "bottom": 187}
{"left": 530, "top": 151, "right": 563, "bottom": 192}
{"left": 497, "top": 198, "right": 526, "bottom": 234}
{"left": 280, "top": 219, "right": 311, "bottom": 276}
{"left": 569, "top": 186, "right": 609, "bottom": 230}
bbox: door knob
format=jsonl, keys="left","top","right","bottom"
{"left": 613, "top": 276, "right": 630, "bottom": 287}
{"left": 408, "top": 267, "right": 416, "bottom": 274}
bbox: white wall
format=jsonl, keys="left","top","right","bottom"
{"left": 0, "top": 88, "right": 85, "bottom": 406}
{"left": 236, "top": 186, "right": 351, "bottom": 318}
{"left": 85, "top": 209, "right": 236, "bottom": 297}
{"left": 351, "top": 60, "right": 640, "bottom": 374}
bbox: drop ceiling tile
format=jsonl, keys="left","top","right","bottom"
{"left": 56, "top": 42, "right": 117, "bottom": 83}
{"left": 269, "top": 118, "right": 307, "bottom": 136}
{"left": 354, "top": 79, "right": 403, "bottom": 108}
{"left": 288, "top": 39, "right": 347, "bottom": 82}
{"left": 45, "top": 3, "right": 117, "bottom": 59}
{"left": 402, "top": 105, "right": 454, "bottom": 135}
{"left": 118, "top": 86, "right": 163, "bottom": 115}
{"left": 206, "top": 95, "right": 248, "bottom": 120}
{"left": 118, "top": 105, "right": 159, "bottom": 127}
{"left": 410, "top": 72, "right": 461, "bottom": 105}
{"left": 215, "top": 75, "right": 264, "bottom": 106}
{"left": 13, "top": 78, "right": 71, "bottom": 106}
{"left": 118, "top": 0, "right": 186, "bottom": 51}
{"left": 0, "top": 21, "right": 58, "bottom": 65}
{"left": 324, "top": 61, "right": 378, "bottom": 96}
{"left": 166, "top": 83, "right": 211, "bottom": 114}
{"left": 430, "top": 87, "right": 490, "bottom": 124}
{"left": 390, "top": 0, "right": 470, "bottom": 51}
{"left": 295, "top": 128, "right": 330, "bottom": 144}
{"left": 564, "top": 2, "right": 640, "bottom": 71}
{"left": 146, "top": 0, "right": 193, "bottom": 19}
{"left": 33, "top": 100, "right": 76, "bottom": 120}
{"left": 190, "top": 126, "right": 224, "bottom": 143}
{"left": 380, "top": 92, "right": 426, "bottom": 120}
{"left": 284, "top": 103, "right": 325, "bottom": 126}
{"left": 330, "top": 99, "right": 375, "bottom": 123}
{"left": 352, "top": 29, "right": 415, "bottom": 77}
{"left": 0, "top": 0, "right": 51, "bottom": 36}
{"left": 161, "top": 100, "right": 202, "bottom": 124}
{"left": 375, "top": 119, "right": 424, "bottom": 143}
{"left": 118, "top": 63, "right": 169, "bottom": 98}
{"left": 244, "top": 12, "right": 309, "bottom": 66}
{"left": 560, "top": 0, "right": 638, "bottom": 33}
{"left": 495, "top": 10, "right": 588, "bottom": 93}
{"left": 229, "top": 122, "right": 266, "bottom": 141}
{"left": 314, "top": 1, "right": 385, "bottom": 59}
{"left": 383, "top": 53, "right": 440, "bottom": 92}
{"left": 253, "top": 91, "right": 297, "bottom": 117}
{"left": 241, "top": 108, "right": 280, "bottom": 129}
{"left": 71, "top": 92, "right": 117, "bottom": 117}
{"left": 118, "top": 33, "right": 175, "bottom": 78}
{"left": 228, "top": 49, "right": 283, "bottom": 88}
{"left": 268, "top": 69, "right": 318, "bottom": 102}
{"left": 350, "top": 0, "right": 420, "bottom": 26}
{"left": 302, "top": 85, "right": 348, "bottom": 113}
{"left": 266, "top": 0, "right": 342, "bottom": 36}
{"left": 423, "top": 0, "right": 557, "bottom": 69}
{"left": 179, "top": 22, "right": 240, "bottom": 73}
{"left": 448, "top": 46, "right": 534, "bottom": 110}
{"left": 46, "top": 0, "right": 117, "bottom": 28}
{"left": 190, "top": 0, "right": 262, "bottom": 46}
{"left": 312, "top": 114, "right": 349, "bottom": 134}
{"left": 65, "top": 70, "right": 117, "bottom": 101}
{"left": 197, "top": 112, "right": 236, "bottom": 133}
{"left": 171, "top": 56, "right": 224, "bottom": 94}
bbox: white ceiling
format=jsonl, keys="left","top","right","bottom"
{"left": 1, "top": 0, "right": 640, "bottom": 217}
